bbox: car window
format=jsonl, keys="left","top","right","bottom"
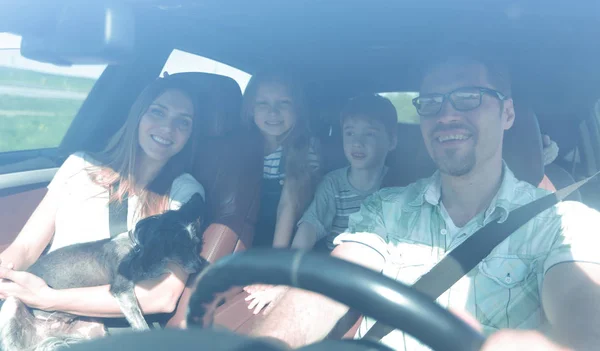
{"left": 161, "top": 49, "right": 251, "bottom": 92}
{"left": 379, "top": 92, "right": 419, "bottom": 124}
{"left": 0, "top": 33, "right": 106, "bottom": 153}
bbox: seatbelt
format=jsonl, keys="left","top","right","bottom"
{"left": 362, "top": 170, "right": 600, "bottom": 341}
{"left": 108, "top": 183, "right": 128, "bottom": 238}
{"left": 106, "top": 184, "right": 165, "bottom": 330}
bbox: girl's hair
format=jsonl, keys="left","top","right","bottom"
{"left": 88, "top": 75, "right": 202, "bottom": 219}
{"left": 241, "top": 70, "right": 321, "bottom": 213}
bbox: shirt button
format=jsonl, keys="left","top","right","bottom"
{"left": 505, "top": 275, "right": 512, "bottom": 284}
{"left": 440, "top": 229, "right": 448, "bottom": 235}
{"left": 279, "top": 180, "right": 284, "bottom": 185}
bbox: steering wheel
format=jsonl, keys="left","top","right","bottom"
{"left": 186, "top": 249, "right": 486, "bottom": 351}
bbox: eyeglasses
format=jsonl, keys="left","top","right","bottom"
{"left": 412, "top": 87, "right": 507, "bottom": 117}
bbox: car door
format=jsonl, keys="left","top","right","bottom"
{"left": 0, "top": 33, "right": 108, "bottom": 252}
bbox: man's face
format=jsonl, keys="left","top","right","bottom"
{"left": 419, "top": 62, "right": 515, "bottom": 177}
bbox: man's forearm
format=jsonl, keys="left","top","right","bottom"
{"left": 543, "top": 263, "right": 600, "bottom": 351}
{"left": 250, "top": 288, "right": 349, "bottom": 348}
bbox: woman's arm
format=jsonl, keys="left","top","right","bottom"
{"left": 53, "top": 265, "right": 188, "bottom": 317}
{"left": 0, "top": 189, "right": 60, "bottom": 271}
{"left": 0, "top": 262, "right": 188, "bottom": 317}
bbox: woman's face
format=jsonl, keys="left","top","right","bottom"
{"left": 138, "top": 89, "right": 194, "bottom": 165}
{"left": 253, "top": 81, "right": 297, "bottom": 140}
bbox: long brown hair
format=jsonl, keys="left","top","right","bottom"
{"left": 242, "top": 70, "right": 321, "bottom": 214}
{"left": 89, "top": 76, "right": 202, "bottom": 219}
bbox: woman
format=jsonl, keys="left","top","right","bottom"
{"left": 0, "top": 75, "right": 205, "bottom": 333}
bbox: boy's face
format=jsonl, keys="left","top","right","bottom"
{"left": 342, "top": 115, "right": 396, "bottom": 170}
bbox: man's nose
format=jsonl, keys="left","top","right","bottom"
{"left": 435, "top": 99, "right": 463, "bottom": 124}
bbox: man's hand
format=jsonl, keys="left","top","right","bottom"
{"left": 450, "top": 309, "right": 570, "bottom": 351}
{"left": 0, "top": 266, "right": 56, "bottom": 310}
{"left": 245, "top": 285, "right": 290, "bottom": 315}
{"left": 482, "top": 330, "right": 571, "bottom": 351}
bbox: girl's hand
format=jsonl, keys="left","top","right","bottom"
{"left": 243, "top": 284, "right": 274, "bottom": 295}
{"left": 245, "top": 285, "right": 289, "bottom": 315}
{"left": 0, "top": 267, "right": 56, "bottom": 310}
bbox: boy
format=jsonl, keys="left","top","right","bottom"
{"left": 294, "top": 94, "right": 398, "bottom": 251}
{"left": 245, "top": 94, "right": 398, "bottom": 314}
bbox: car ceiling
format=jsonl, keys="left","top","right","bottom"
{"left": 4, "top": 0, "right": 600, "bottom": 119}
{"left": 149, "top": 0, "right": 600, "bottom": 118}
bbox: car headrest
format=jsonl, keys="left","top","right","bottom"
{"left": 503, "top": 99, "right": 544, "bottom": 186}
{"left": 167, "top": 72, "right": 243, "bottom": 137}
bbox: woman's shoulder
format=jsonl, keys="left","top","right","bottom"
{"left": 48, "top": 152, "right": 98, "bottom": 190}
{"left": 169, "top": 173, "right": 206, "bottom": 209}
{"left": 63, "top": 151, "right": 102, "bottom": 168}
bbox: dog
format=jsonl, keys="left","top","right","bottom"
{"left": 0, "top": 193, "right": 208, "bottom": 351}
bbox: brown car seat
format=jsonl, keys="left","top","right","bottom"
{"left": 164, "top": 73, "right": 263, "bottom": 328}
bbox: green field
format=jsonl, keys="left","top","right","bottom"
{"left": 381, "top": 91, "right": 420, "bottom": 124}
{"left": 0, "top": 66, "right": 96, "bottom": 92}
{"left": 0, "top": 67, "right": 97, "bottom": 153}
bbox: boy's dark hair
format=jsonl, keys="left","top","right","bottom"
{"left": 340, "top": 94, "right": 398, "bottom": 139}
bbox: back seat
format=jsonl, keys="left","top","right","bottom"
{"left": 164, "top": 73, "right": 263, "bottom": 328}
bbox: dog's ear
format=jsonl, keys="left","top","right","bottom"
{"left": 178, "top": 193, "right": 204, "bottom": 223}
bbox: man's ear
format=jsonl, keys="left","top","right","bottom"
{"left": 389, "top": 132, "right": 398, "bottom": 151}
{"left": 503, "top": 98, "right": 516, "bottom": 131}
{"left": 178, "top": 193, "right": 205, "bottom": 223}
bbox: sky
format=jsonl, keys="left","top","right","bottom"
{"left": 0, "top": 33, "right": 251, "bottom": 90}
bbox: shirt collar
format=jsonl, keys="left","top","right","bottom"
{"left": 410, "top": 161, "right": 518, "bottom": 223}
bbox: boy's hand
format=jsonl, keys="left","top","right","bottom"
{"left": 245, "top": 285, "right": 290, "bottom": 315}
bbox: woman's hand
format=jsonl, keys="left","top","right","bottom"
{"left": 245, "top": 285, "right": 289, "bottom": 315}
{"left": 0, "top": 259, "right": 14, "bottom": 283}
{"left": 0, "top": 259, "right": 14, "bottom": 270}
{"left": 0, "top": 267, "right": 56, "bottom": 310}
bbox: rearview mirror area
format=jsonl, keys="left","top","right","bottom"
{"left": 20, "top": 1, "right": 135, "bottom": 66}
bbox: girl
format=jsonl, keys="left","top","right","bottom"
{"left": 0, "top": 75, "right": 205, "bottom": 335}
{"left": 241, "top": 70, "right": 321, "bottom": 249}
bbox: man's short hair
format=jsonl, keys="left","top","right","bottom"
{"left": 340, "top": 94, "right": 398, "bottom": 139}
{"left": 421, "top": 48, "right": 513, "bottom": 97}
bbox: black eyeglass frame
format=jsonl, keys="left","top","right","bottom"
{"left": 412, "top": 86, "right": 508, "bottom": 117}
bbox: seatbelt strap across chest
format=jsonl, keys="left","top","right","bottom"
{"left": 362, "top": 170, "right": 600, "bottom": 341}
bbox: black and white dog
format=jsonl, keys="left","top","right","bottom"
{"left": 0, "top": 193, "right": 208, "bottom": 351}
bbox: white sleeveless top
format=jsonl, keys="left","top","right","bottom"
{"left": 47, "top": 152, "right": 204, "bottom": 253}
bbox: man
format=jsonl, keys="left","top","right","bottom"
{"left": 249, "top": 55, "right": 600, "bottom": 350}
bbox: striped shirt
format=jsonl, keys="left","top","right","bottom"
{"left": 298, "top": 166, "right": 387, "bottom": 250}
{"left": 334, "top": 163, "right": 600, "bottom": 350}
{"left": 263, "top": 138, "right": 320, "bottom": 180}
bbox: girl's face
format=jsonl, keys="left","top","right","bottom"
{"left": 253, "top": 81, "right": 297, "bottom": 141}
{"left": 137, "top": 89, "right": 194, "bottom": 165}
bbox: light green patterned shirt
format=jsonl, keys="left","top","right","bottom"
{"left": 334, "top": 164, "right": 600, "bottom": 350}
